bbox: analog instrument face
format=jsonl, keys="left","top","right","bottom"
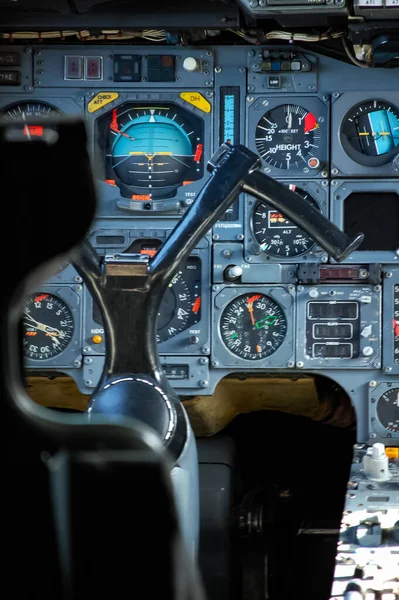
{"left": 220, "top": 293, "right": 287, "bottom": 360}
{"left": 251, "top": 185, "right": 320, "bottom": 258}
{"left": 376, "top": 388, "right": 399, "bottom": 433}
{"left": 156, "top": 257, "right": 201, "bottom": 343}
{"left": 23, "top": 293, "right": 74, "bottom": 360}
{"left": 96, "top": 102, "right": 204, "bottom": 200}
{"left": 255, "top": 104, "right": 321, "bottom": 170}
{"left": 1, "top": 101, "right": 60, "bottom": 137}
{"left": 341, "top": 100, "right": 399, "bottom": 166}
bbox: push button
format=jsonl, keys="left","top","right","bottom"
{"left": 84, "top": 56, "right": 103, "bottom": 81}
{"left": 268, "top": 76, "right": 281, "bottom": 89}
{"left": 64, "top": 56, "right": 83, "bottom": 80}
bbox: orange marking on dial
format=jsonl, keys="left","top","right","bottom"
{"left": 34, "top": 294, "right": 49, "bottom": 303}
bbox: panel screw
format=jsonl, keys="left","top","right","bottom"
{"left": 215, "top": 66, "right": 222, "bottom": 73}
{"left": 247, "top": 85, "right": 255, "bottom": 92}
{"left": 248, "top": 51, "right": 255, "bottom": 57}
{"left": 374, "top": 285, "right": 381, "bottom": 292}
{"left": 199, "top": 380, "right": 209, "bottom": 388}
{"left": 205, "top": 91, "right": 213, "bottom": 98}
{"left": 385, "top": 366, "right": 392, "bottom": 373}
{"left": 331, "top": 180, "right": 339, "bottom": 186}
{"left": 333, "top": 92, "right": 340, "bottom": 99}
{"left": 262, "top": 100, "right": 269, "bottom": 107}
{"left": 369, "top": 380, "right": 377, "bottom": 387}
{"left": 359, "top": 269, "right": 369, "bottom": 279}
{"left": 247, "top": 96, "right": 254, "bottom": 103}
{"left": 205, "top": 81, "right": 212, "bottom": 86}
{"left": 24, "top": 86, "right": 33, "bottom": 92}
{"left": 84, "top": 357, "right": 92, "bottom": 365}
{"left": 321, "top": 256, "right": 328, "bottom": 263}
{"left": 211, "top": 361, "right": 219, "bottom": 367}
{"left": 212, "top": 234, "right": 220, "bottom": 241}
{"left": 74, "top": 359, "right": 81, "bottom": 368}
{"left": 297, "top": 286, "right": 304, "bottom": 292}
{"left": 75, "top": 285, "right": 82, "bottom": 292}
{"left": 222, "top": 250, "right": 232, "bottom": 258}
{"left": 202, "top": 347, "right": 210, "bottom": 354}
{"left": 25, "top": 47, "right": 32, "bottom": 54}
{"left": 385, "top": 271, "right": 393, "bottom": 278}
{"left": 308, "top": 85, "right": 316, "bottom": 92}
{"left": 206, "top": 51, "right": 213, "bottom": 56}
{"left": 85, "top": 380, "right": 92, "bottom": 386}
{"left": 321, "top": 179, "right": 329, "bottom": 186}
{"left": 83, "top": 347, "right": 92, "bottom": 354}
{"left": 74, "top": 275, "right": 83, "bottom": 283}
{"left": 239, "top": 67, "right": 246, "bottom": 73}
{"left": 331, "top": 168, "right": 339, "bottom": 176}
{"left": 373, "top": 362, "right": 381, "bottom": 369}
{"left": 370, "top": 433, "right": 377, "bottom": 439}
{"left": 296, "top": 361, "right": 304, "bottom": 368}
{"left": 34, "top": 80, "right": 41, "bottom": 86}
{"left": 288, "top": 361, "right": 295, "bottom": 368}
{"left": 199, "top": 357, "right": 208, "bottom": 365}
{"left": 237, "top": 234, "right": 244, "bottom": 241}
{"left": 213, "top": 286, "right": 220, "bottom": 291}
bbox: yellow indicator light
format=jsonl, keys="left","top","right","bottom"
{"left": 180, "top": 92, "right": 211, "bottom": 113}
{"left": 88, "top": 92, "right": 119, "bottom": 113}
{"left": 92, "top": 334, "right": 103, "bottom": 344}
{"left": 386, "top": 447, "right": 399, "bottom": 459}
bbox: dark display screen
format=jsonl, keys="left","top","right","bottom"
{"left": 344, "top": 192, "right": 399, "bottom": 251}
{"left": 313, "top": 344, "right": 353, "bottom": 358}
{"left": 313, "top": 323, "right": 352, "bottom": 339}
{"left": 308, "top": 301, "right": 358, "bottom": 320}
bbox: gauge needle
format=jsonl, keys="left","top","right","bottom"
{"left": 247, "top": 301, "right": 255, "bottom": 326}
{"left": 23, "top": 311, "right": 63, "bottom": 336}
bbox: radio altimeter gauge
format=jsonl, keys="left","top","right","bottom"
{"left": 96, "top": 101, "right": 204, "bottom": 201}
{"left": 23, "top": 293, "right": 74, "bottom": 360}
{"left": 376, "top": 388, "right": 399, "bottom": 433}
{"left": 220, "top": 293, "right": 287, "bottom": 360}
{"left": 340, "top": 100, "right": 399, "bottom": 167}
{"left": 255, "top": 104, "right": 322, "bottom": 171}
{"left": 251, "top": 185, "right": 320, "bottom": 258}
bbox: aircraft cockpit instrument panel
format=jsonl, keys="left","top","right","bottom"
{"left": 1, "top": 42, "right": 397, "bottom": 445}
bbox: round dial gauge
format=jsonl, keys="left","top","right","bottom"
{"left": 255, "top": 104, "right": 321, "bottom": 170}
{"left": 251, "top": 185, "right": 320, "bottom": 258}
{"left": 156, "top": 266, "right": 201, "bottom": 343}
{"left": 97, "top": 102, "right": 204, "bottom": 200}
{"left": 377, "top": 388, "right": 399, "bottom": 433}
{"left": 23, "top": 293, "right": 74, "bottom": 360}
{"left": 220, "top": 293, "right": 287, "bottom": 360}
{"left": 341, "top": 100, "right": 399, "bottom": 166}
{"left": 1, "top": 101, "right": 60, "bottom": 137}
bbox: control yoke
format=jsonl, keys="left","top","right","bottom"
{"left": 77, "top": 143, "right": 364, "bottom": 445}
